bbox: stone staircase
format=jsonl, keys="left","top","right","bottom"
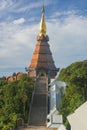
{"left": 29, "top": 77, "right": 48, "bottom": 126}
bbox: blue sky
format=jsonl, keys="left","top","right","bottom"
{"left": 0, "top": 0, "right": 87, "bottom": 72}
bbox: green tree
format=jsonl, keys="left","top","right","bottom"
{"left": 58, "top": 60, "right": 87, "bottom": 128}
{"left": 0, "top": 74, "right": 34, "bottom": 129}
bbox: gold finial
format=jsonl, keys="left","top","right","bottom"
{"left": 39, "top": 5, "right": 46, "bottom": 36}
{"left": 42, "top": 4, "right": 45, "bottom": 13}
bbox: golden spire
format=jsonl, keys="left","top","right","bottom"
{"left": 39, "top": 5, "right": 46, "bottom": 36}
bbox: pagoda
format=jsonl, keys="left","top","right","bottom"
{"left": 27, "top": 6, "right": 58, "bottom": 79}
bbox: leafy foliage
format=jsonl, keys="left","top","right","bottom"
{"left": 58, "top": 61, "right": 87, "bottom": 128}
{"left": 0, "top": 74, "right": 34, "bottom": 129}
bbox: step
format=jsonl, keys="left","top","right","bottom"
{"left": 29, "top": 78, "right": 48, "bottom": 126}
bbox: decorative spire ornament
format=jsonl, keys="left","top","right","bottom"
{"left": 39, "top": 5, "right": 46, "bottom": 36}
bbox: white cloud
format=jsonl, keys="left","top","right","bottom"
{"left": 0, "top": 0, "right": 13, "bottom": 10}
{"left": 0, "top": 0, "right": 54, "bottom": 16}
{"left": 0, "top": 22, "right": 38, "bottom": 68}
{"left": 15, "top": 2, "right": 42, "bottom": 13}
{"left": 13, "top": 0, "right": 53, "bottom": 13}
{"left": 47, "top": 15, "right": 87, "bottom": 67}
{"left": 50, "top": 10, "right": 78, "bottom": 19}
{"left": 0, "top": 12, "right": 87, "bottom": 70}
{"left": 13, "top": 18, "right": 25, "bottom": 25}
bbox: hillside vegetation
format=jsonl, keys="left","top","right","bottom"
{"left": 58, "top": 60, "right": 87, "bottom": 127}
{"left": 0, "top": 74, "right": 34, "bottom": 130}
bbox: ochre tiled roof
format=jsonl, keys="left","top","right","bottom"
{"left": 29, "top": 35, "right": 57, "bottom": 71}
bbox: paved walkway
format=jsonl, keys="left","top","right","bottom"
{"left": 18, "top": 126, "right": 50, "bottom": 130}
